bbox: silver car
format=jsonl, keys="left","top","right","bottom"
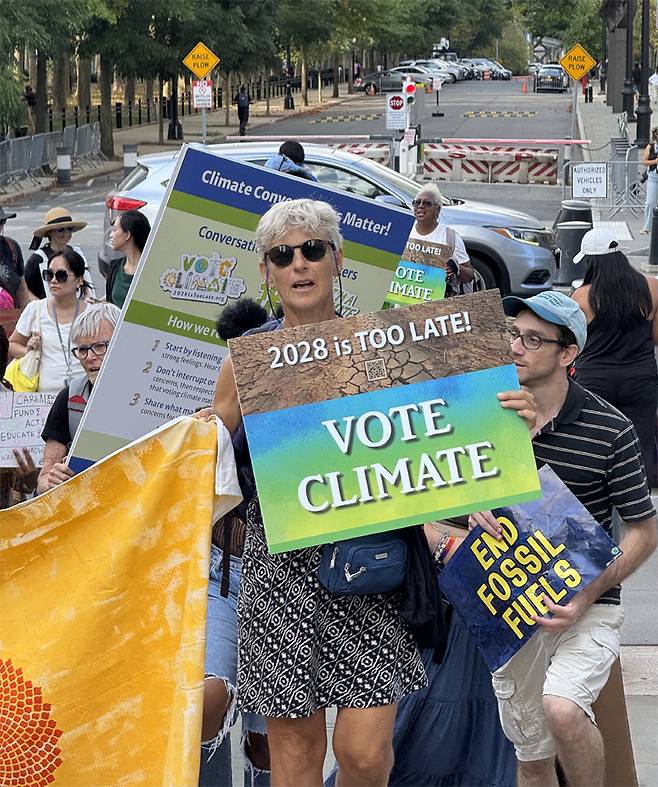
{"left": 101, "top": 142, "right": 558, "bottom": 296}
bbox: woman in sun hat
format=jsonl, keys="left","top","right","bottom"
{"left": 572, "top": 226, "right": 658, "bottom": 483}
{"left": 24, "top": 207, "right": 95, "bottom": 300}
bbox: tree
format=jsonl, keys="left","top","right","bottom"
{"left": 277, "top": 0, "right": 336, "bottom": 106}
{"left": 0, "top": 1, "right": 47, "bottom": 132}
{"left": 515, "top": 0, "right": 576, "bottom": 41}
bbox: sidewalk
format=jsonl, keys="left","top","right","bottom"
{"left": 0, "top": 83, "right": 355, "bottom": 207}
{"left": 111, "top": 81, "right": 354, "bottom": 156}
{"left": 576, "top": 92, "right": 658, "bottom": 787}
{"left": 577, "top": 91, "right": 650, "bottom": 262}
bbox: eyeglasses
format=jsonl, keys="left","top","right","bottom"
{"left": 412, "top": 199, "right": 437, "bottom": 208}
{"left": 72, "top": 341, "right": 110, "bottom": 360}
{"left": 52, "top": 227, "right": 73, "bottom": 235}
{"left": 508, "top": 328, "right": 564, "bottom": 351}
{"left": 265, "top": 239, "right": 334, "bottom": 268}
{"left": 43, "top": 269, "right": 73, "bottom": 283}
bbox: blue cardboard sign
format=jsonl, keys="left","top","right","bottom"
{"left": 439, "top": 465, "right": 622, "bottom": 671}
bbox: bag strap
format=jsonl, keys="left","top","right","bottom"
{"left": 445, "top": 226, "right": 456, "bottom": 258}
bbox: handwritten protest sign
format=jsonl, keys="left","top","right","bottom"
{"left": 385, "top": 239, "right": 447, "bottom": 308}
{"left": 440, "top": 465, "right": 622, "bottom": 672}
{"left": 0, "top": 390, "right": 56, "bottom": 467}
{"left": 69, "top": 145, "right": 414, "bottom": 472}
{"left": 230, "top": 290, "right": 541, "bottom": 553}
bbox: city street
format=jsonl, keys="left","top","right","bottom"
{"left": 5, "top": 78, "right": 574, "bottom": 296}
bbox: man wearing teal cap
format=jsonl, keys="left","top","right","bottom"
{"left": 470, "top": 290, "right": 657, "bottom": 787}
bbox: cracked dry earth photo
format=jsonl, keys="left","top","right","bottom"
{"left": 230, "top": 290, "right": 512, "bottom": 416}
{"left": 403, "top": 239, "right": 451, "bottom": 267}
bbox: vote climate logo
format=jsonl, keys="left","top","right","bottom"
{"left": 159, "top": 250, "right": 247, "bottom": 305}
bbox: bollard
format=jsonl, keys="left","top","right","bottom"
{"left": 115, "top": 102, "right": 123, "bottom": 129}
{"left": 642, "top": 206, "right": 658, "bottom": 275}
{"left": 554, "top": 221, "right": 592, "bottom": 286}
{"left": 56, "top": 145, "right": 72, "bottom": 186}
{"left": 123, "top": 143, "right": 138, "bottom": 179}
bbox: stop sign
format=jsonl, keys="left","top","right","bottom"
{"left": 389, "top": 95, "right": 404, "bottom": 111}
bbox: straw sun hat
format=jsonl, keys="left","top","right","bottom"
{"left": 33, "top": 207, "right": 87, "bottom": 238}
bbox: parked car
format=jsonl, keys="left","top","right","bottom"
{"left": 461, "top": 58, "right": 491, "bottom": 79}
{"left": 398, "top": 59, "right": 462, "bottom": 82}
{"left": 389, "top": 65, "right": 453, "bottom": 86}
{"left": 101, "top": 143, "right": 558, "bottom": 297}
{"left": 355, "top": 69, "right": 431, "bottom": 95}
{"left": 533, "top": 64, "right": 568, "bottom": 93}
{"left": 394, "top": 61, "right": 457, "bottom": 84}
{"left": 490, "top": 60, "right": 513, "bottom": 79}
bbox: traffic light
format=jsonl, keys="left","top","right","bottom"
{"left": 403, "top": 80, "right": 416, "bottom": 105}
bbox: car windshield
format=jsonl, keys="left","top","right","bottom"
{"left": 353, "top": 157, "right": 449, "bottom": 205}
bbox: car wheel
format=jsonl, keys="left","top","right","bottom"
{"left": 364, "top": 83, "right": 377, "bottom": 96}
{"left": 469, "top": 255, "right": 500, "bottom": 293}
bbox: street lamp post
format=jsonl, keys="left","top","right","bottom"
{"left": 635, "top": 0, "right": 652, "bottom": 147}
{"left": 622, "top": 0, "right": 636, "bottom": 121}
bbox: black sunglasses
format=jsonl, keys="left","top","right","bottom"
{"left": 265, "top": 239, "right": 334, "bottom": 268}
{"left": 43, "top": 269, "right": 72, "bottom": 283}
{"left": 412, "top": 198, "right": 437, "bottom": 208}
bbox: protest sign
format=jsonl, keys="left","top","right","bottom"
{"left": 69, "top": 145, "right": 414, "bottom": 472}
{"left": 0, "top": 390, "right": 56, "bottom": 467}
{"left": 384, "top": 239, "right": 447, "bottom": 308}
{"left": 439, "top": 465, "right": 622, "bottom": 672}
{"left": 230, "top": 290, "right": 541, "bottom": 553}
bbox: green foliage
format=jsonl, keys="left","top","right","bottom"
{"left": 562, "top": 0, "right": 604, "bottom": 61}
{"left": 515, "top": 0, "right": 577, "bottom": 41}
{"left": 475, "top": 18, "right": 529, "bottom": 74}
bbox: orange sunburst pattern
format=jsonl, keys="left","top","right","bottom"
{"left": 0, "top": 658, "right": 63, "bottom": 786}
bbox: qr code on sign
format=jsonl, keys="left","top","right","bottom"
{"left": 365, "top": 358, "right": 388, "bottom": 382}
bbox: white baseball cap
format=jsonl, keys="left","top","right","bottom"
{"left": 573, "top": 227, "right": 620, "bottom": 263}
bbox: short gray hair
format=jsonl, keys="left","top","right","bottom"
{"left": 255, "top": 199, "right": 343, "bottom": 256}
{"left": 417, "top": 182, "right": 443, "bottom": 204}
{"left": 70, "top": 303, "right": 121, "bottom": 344}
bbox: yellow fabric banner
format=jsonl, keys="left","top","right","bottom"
{"left": 0, "top": 417, "right": 241, "bottom": 786}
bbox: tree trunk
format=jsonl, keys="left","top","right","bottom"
{"left": 301, "top": 57, "right": 308, "bottom": 106}
{"left": 224, "top": 73, "right": 231, "bottom": 126}
{"left": 158, "top": 74, "right": 164, "bottom": 145}
{"left": 52, "top": 50, "right": 69, "bottom": 112}
{"left": 28, "top": 50, "right": 37, "bottom": 87}
{"left": 333, "top": 58, "right": 340, "bottom": 98}
{"left": 318, "top": 65, "right": 323, "bottom": 103}
{"left": 146, "top": 77, "right": 154, "bottom": 103}
{"left": 262, "top": 70, "right": 270, "bottom": 116}
{"left": 124, "top": 73, "right": 136, "bottom": 105}
{"left": 35, "top": 49, "right": 47, "bottom": 133}
{"left": 348, "top": 52, "right": 354, "bottom": 94}
{"left": 77, "top": 57, "right": 91, "bottom": 114}
{"left": 99, "top": 55, "right": 114, "bottom": 159}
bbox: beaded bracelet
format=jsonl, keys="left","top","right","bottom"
{"left": 432, "top": 531, "right": 456, "bottom": 568}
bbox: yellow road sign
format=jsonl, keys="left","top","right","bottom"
{"left": 559, "top": 43, "right": 596, "bottom": 82}
{"left": 183, "top": 42, "right": 220, "bottom": 80}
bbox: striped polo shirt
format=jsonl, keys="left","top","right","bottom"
{"left": 533, "top": 379, "right": 655, "bottom": 604}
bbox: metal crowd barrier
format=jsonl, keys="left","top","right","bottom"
{"left": 0, "top": 123, "right": 107, "bottom": 194}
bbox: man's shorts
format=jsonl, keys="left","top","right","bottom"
{"left": 491, "top": 604, "right": 624, "bottom": 762}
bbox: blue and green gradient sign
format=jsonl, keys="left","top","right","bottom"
{"left": 231, "top": 292, "right": 541, "bottom": 553}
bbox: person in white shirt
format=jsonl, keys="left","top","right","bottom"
{"left": 409, "top": 183, "right": 475, "bottom": 295}
{"left": 9, "top": 248, "right": 88, "bottom": 392}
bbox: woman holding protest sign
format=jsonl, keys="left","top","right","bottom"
{"left": 209, "top": 198, "right": 537, "bottom": 786}
{"left": 211, "top": 199, "right": 427, "bottom": 787}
